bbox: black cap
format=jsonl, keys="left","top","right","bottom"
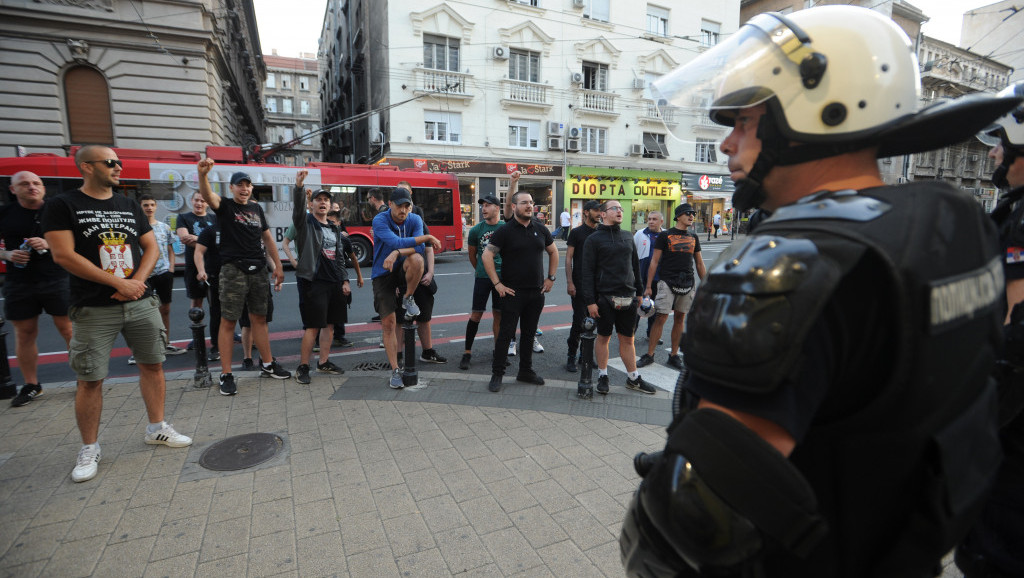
{"left": 674, "top": 203, "right": 697, "bottom": 219}
{"left": 312, "top": 189, "right": 332, "bottom": 200}
{"left": 582, "top": 200, "right": 601, "bottom": 211}
{"left": 478, "top": 194, "right": 501, "bottom": 206}
{"left": 230, "top": 171, "right": 251, "bottom": 185}
{"left": 389, "top": 187, "right": 412, "bottom": 205}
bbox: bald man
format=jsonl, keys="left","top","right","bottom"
{"left": 0, "top": 171, "right": 72, "bottom": 407}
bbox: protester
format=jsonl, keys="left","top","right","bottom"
{"left": 460, "top": 194, "right": 504, "bottom": 370}
{"left": 564, "top": 199, "right": 601, "bottom": 372}
{"left": 176, "top": 191, "right": 218, "bottom": 352}
{"left": 632, "top": 210, "right": 663, "bottom": 342}
{"left": 135, "top": 194, "right": 188, "bottom": 363}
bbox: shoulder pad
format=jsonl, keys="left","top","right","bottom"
{"left": 766, "top": 189, "right": 890, "bottom": 224}
{"left": 683, "top": 235, "right": 843, "bottom": 393}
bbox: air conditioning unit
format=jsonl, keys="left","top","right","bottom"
{"left": 493, "top": 46, "right": 508, "bottom": 59}
{"left": 568, "top": 126, "right": 581, "bottom": 139}
{"left": 570, "top": 72, "right": 584, "bottom": 84}
{"left": 573, "top": 0, "right": 585, "bottom": 8}
{"left": 566, "top": 138, "right": 581, "bottom": 152}
{"left": 632, "top": 78, "right": 645, "bottom": 90}
{"left": 547, "top": 121, "right": 562, "bottom": 136}
{"left": 629, "top": 143, "right": 644, "bottom": 156}
{"left": 548, "top": 136, "right": 564, "bottom": 150}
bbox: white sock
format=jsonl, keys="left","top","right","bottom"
{"left": 83, "top": 442, "right": 100, "bottom": 453}
{"left": 598, "top": 368, "right": 608, "bottom": 377}
{"left": 628, "top": 371, "right": 640, "bottom": 380}
{"left": 147, "top": 421, "right": 164, "bottom": 434}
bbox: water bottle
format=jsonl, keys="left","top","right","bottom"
{"left": 13, "top": 240, "right": 30, "bottom": 268}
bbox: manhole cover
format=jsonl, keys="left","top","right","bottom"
{"left": 199, "top": 433, "right": 284, "bottom": 471}
{"left": 351, "top": 361, "right": 392, "bottom": 371}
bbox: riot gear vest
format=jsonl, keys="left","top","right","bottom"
{"left": 684, "top": 182, "right": 1003, "bottom": 577}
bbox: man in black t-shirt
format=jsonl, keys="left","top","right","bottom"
{"left": 43, "top": 145, "right": 192, "bottom": 483}
{"left": 564, "top": 200, "right": 600, "bottom": 372}
{"left": 639, "top": 203, "right": 706, "bottom": 370}
{"left": 482, "top": 190, "right": 559, "bottom": 392}
{"left": 0, "top": 171, "right": 72, "bottom": 407}
{"left": 197, "top": 159, "right": 289, "bottom": 395}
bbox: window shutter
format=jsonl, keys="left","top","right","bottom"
{"left": 65, "top": 66, "right": 114, "bottom": 145}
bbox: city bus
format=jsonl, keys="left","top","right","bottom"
{"left": 0, "top": 146, "right": 462, "bottom": 268}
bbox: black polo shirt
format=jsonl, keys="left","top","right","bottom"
{"left": 489, "top": 217, "right": 553, "bottom": 289}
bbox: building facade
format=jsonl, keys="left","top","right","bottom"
{"left": 320, "top": 0, "right": 741, "bottom": 233}
{"left": 262, "top": 52, "right": 322, "bottom": 165}
{"left": 961, "top": 0, "right": 1024, "bottom": 85}
{"left": 0, "top": 0, "right": 265, "bottom": 157}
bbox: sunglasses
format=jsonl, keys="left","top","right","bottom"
{"left": 84, "top": 159, "right": 123, "bottom": 168}
{"left": 681, "top": 211, "right": 696, "bottom": 217}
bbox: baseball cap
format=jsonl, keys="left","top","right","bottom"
{"left": 478, "top": 194, "right": 501, "bottom": 206}
{"left": 674, "top": 203, "right": 697, "bottom": 219}
{"left": 312, "top": 189, "right": 332, "bottom": 200}
{"left": 583, "top": 200, "right": 601, "bottom": 211}
{"left": 389, "top": 187, "right": 413, "bottom": 205}
{"left": 230, "top": 171, "right": 252, "bottom": 185}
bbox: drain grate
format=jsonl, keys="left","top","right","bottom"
{"left": 350, "top": 361, "right": 392, "bottom": 371}
{"left": 199, "top": 433, "right": 283, "bottom": 471}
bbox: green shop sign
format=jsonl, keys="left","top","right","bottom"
{"left": 566, "top": 170, "right": 682, "bottom": 200}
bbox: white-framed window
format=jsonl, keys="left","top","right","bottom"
{"left": 700, "top": 20, "right": 721, "bottom": 48}
{"left": 424, "top": 33, "right": 460, "bottom": 72}
{"left": 284, "top": 127, "right": 295, "bottom": 143}
{"left": 424, "top": 110, "right": 461, "bottom": 144}
{"left": 281, "top": 74, "right": 292, "bottom": 89}
{"left": 265, "top": 96, "right": 277, "bottom": 113}
{"left": 265, "top": 73, "right": 276, "bottom": 89}
{"left": 508, "top": 118, "right": 540, "bottom": 149}
{"left": 581, "top": 126, "right": 606, "bottom": 154}
{"left": 646, "top": 5, "right": 669, "bottom": 36}
{"left": 642, "top": 132, "right": 668, "bottom": 159}
{"left": 300, "top": 100, "right": 310, "bottom": 115}
{"left": 282, "top": 98, "right": 293, "bottom": 114}
{"left": 695, "top": 138, "right": 718, "bottom": 163}
{"left": 584, "top": 0, "right": 610, "bottom": 22}
{"left": 299, "top": 76, "right": 310, "bottom": 91}
{"left": 509, "top": 49, "right": 540, "bottom": 83}
{"left": 582, "top": 61, "right": 609, "bottom": 91}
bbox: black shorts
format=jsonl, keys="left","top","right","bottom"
{"left": 471, "top": 277, "right": 502, "bottom": 313}
{"left": 596, "top": 295, "right": 638, "bottom": 337}
{"left": 396, "top": 282, "right": 434, "bottom": 323}
{"left": 298, "top": 278, "right": 348, "bottom": 329}
{"left": 148, "top": 271, "right": 174, "bottom": 304}
{"left": 239, "top": 284, "right": 274, "bottom": 327}
{"left": 184, "top": 264, "right": 207, "bottom": 300}
{"left": 372, "top": 269, "right": 404, "bottom": 318}
{"left": 2, "top": 278, "right": 70, "bottom": 321}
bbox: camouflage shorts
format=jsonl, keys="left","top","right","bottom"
{"left": 219, "top": 263, "right": 270, "bottom": 321}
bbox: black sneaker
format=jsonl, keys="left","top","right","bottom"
{"left": 0, "top": 383, "right": 16, "bottom": 400}
{"left": 241, "top": 358, "right": 256, "bottom": 371}
{"left": 565, "top": 356, "right": 578, "bottom": 373}
{"left": 516, "top": 372, "right": 545, "bottom": 385}
{"left": 333, "top": 337, "right": 354, "bottom": 348}
{"left": 317, "top": 360, "right": 344, "bottom": 374}
{"left": 234, "top": 332, "right": 242, "bottom": 343}
{"left": 626, "top": 375, "right": 657, "bottom": 395}
{"left": 420, "top": 349, "right": 447, "bottom": 364}
{"left": 488, "top": 374, "right": 503, "bottom": 393}
{"left": 11, "top": 383, "right": 42, "bottom": 407}
{"left": 636, "top": 353, "right": 654, "bottom": 368}
{"left": 596, "top": 375, "right": 610, "bottom": 395}
{"left": 459, "top": 353, "right": 471, "bottom": 370}
{"left": 667, "top": 354, "right": 684, "bottom": 370}
{"left": 296, "top": 364, "right": 311, "bottom": 384}
{"left": 261, "top": 359, "right": 292, "bottom": 380}
{"left": 219, "top": 373, "right": 237, "bottom": 396}
{"left": 208, "top": 348, "right": 220, "bottom": 362}
{"left": 312, "top": 342, "right": 320, "bottom": 353}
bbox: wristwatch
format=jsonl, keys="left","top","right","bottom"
{"left": 547, "top": 275, "right": 557, "bottom": 282}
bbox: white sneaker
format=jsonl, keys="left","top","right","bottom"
{"left": 165, "top": 345, "right": 188, "bottom": 356}
{"left": 508, "top": 340, "right": 517, "bottom": 357}
{"left": 533, "top": 338, "right": 544, "bottom": 353}
{"left": 144, "top": 423, "right": 193, "bottom": 447}
{"left": 71, "top": 445, "right": 101, "bottom": 482}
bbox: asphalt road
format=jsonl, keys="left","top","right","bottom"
{"left": 3, "top": 239, "right": 734, "bottom": 389}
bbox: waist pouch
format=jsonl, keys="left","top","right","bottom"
{"left": 668, "top": 284, "right": 694, "bottom": 295}
{"left": 610, "top": 296, "right": 635, "bottom": 309}
{"left": 232, "top": 259, "right": 266, "bottom": 274}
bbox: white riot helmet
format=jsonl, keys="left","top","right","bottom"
{"left": 978, "top": 82, "right": 1024, "bottom": 188}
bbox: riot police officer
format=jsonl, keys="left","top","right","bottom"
{"left": 619, "top": 6, "right": 1023, "bottom": 577}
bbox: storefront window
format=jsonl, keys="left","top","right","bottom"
{"left": 459, "top": 178, "right": 476, "bottom": 229}
{"left": 516, "top": 181, "right": 552, "bottom": 227}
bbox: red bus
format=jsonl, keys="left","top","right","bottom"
{"left": 0, "top": 147, "right": 462, "bottom": 268}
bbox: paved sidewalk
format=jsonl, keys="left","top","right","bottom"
{"left": 0, "top": 369, "right": 667, "bottom": 577}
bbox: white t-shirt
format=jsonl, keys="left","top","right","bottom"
{"left": 713, "top": 213, "right": 722, "bottom": 226}
{"left": 560, "top": 211, "right": 571, "bottom": 227}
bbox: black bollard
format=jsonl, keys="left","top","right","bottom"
{"left": 577, "top": 317, "right": 597, "bottom": 399}
{"left": 0, "top": 314, "right": 14, "bottom": 391}
{"left": 402, "top": 312, "right": 418, "bottom": 387}
{"left": 188, "top": 307, "right": 212, "bottom": 389}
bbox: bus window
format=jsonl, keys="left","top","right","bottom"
{"left": 412, "top": 188, "right": 455, "bottom": 227}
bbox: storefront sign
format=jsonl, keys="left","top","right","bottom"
{"left": 568, "top": 178, "right": 681, "bottom": 199}
{"left": 682, "top": 173, "right": 734, "bottom": 193}
{"left": 382, "top": 157, "right": 563, "bottom": 177}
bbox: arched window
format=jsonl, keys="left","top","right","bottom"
{"left": 64, "top": 66, "right": 113, "bottom": 144}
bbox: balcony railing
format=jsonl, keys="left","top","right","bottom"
{"left": 415, "top": 69, "right": 472, "bottom": 99}
{"left": 641, "top": 101, "right": 675, "bottom": 124}
{"left": 504, "top": 79, "right": 549, "bottom": 105}
{"left": 580, "top": 89, "right": 617, "bottom": 114}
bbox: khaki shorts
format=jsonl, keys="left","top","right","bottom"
{"left": 654, "top": 280, "right": 695, "bottom": 315}
{"left": 68, "top": 296, "right": 167, "bottom": 381}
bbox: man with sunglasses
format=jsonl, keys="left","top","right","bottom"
{"left": 42, "top": 146, "right": 193, "bottom": 483}
{"left": 0, "top": 171, "right": 72, "bottom": 407}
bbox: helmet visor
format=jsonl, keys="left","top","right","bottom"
{"left": 976, "top": 125, "right": 1002, "bottom": 147}
{"left": 650, "top": 12, "right": 813, "bottom": 142}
